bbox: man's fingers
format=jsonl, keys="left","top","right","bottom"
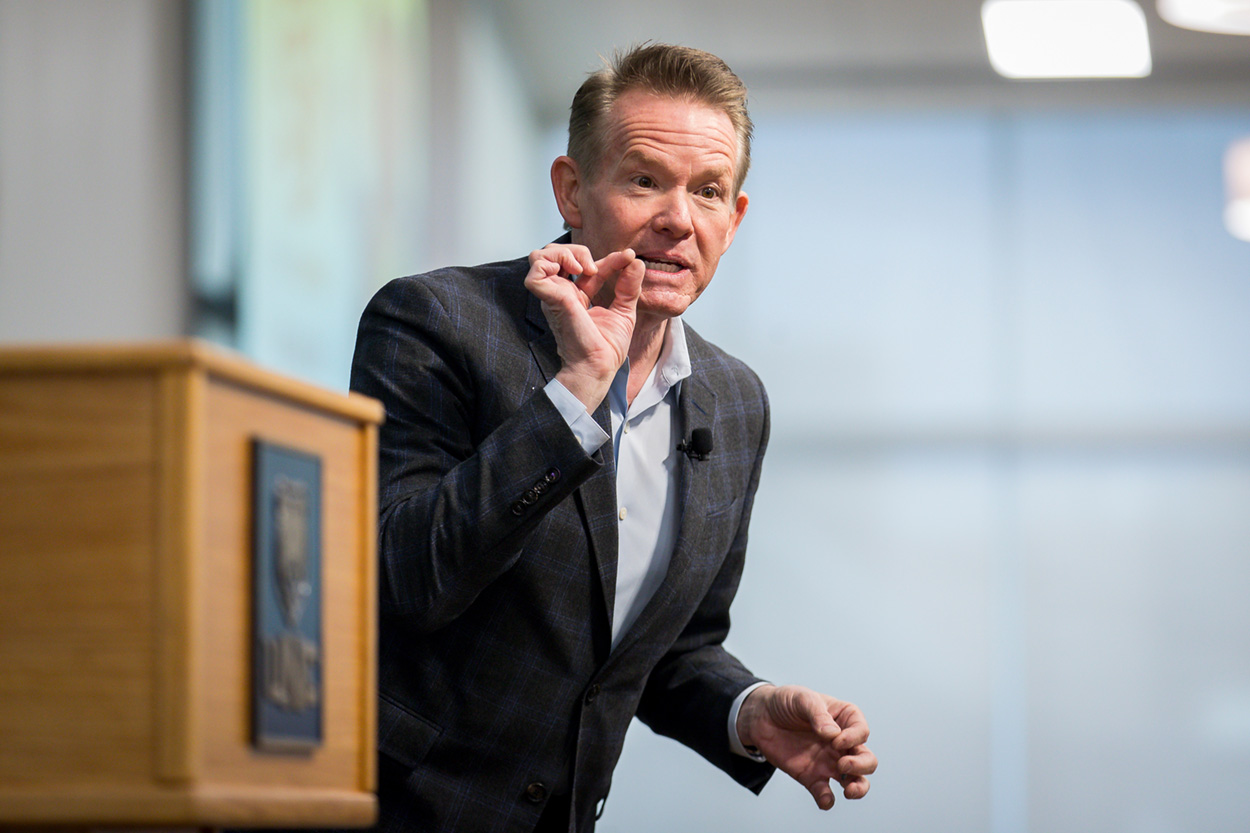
{"left": 595, "top": 248, "right": 636, "bottom": 275}
{"left": 528, "top": 244, "right": 597, "bottom": 286}
{"left": 563, "top": 248, "right": 637, "bottom": 306}
{"left": 831, "top": 704, "right": 869, "bottom": 749}
{"left": 523, "top": 268, "right": 585, "bottom": 312}
{"left": 837, "top": 744, "right": 876, "bottom": 800}
{"left": 837, "top": 745, "right": 879, "bottom": 777}
{"left": 525, "top": 245, "right": 606, "bottom": 312}
{"left": 840, "top": 774, "right": 871, "bottom": 800}
{"left": 834, "top": 727, "right": 868, "bottom": 751}
{"left": 807, "top": 778, "right": 835, "bottom": 811}
{"left": 554, "top": 246, "right": 594, "bottom": 277}
{"left": 573, "top": 268, "right": 610, "bottom": 304}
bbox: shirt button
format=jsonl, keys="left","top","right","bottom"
{"left": 525, "top": 782, "right": 548, "bottom": 804}
{"left": 623, "top": 421, "right": 630, "bottom": 434}
{"left": 618, "top": 507, "right": 627, "bottom": 521}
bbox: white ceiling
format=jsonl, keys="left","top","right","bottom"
{"left": 488, "top": 0, "right": 1250, "bottom": 119}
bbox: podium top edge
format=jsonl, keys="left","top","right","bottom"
{"left": 0, "top": 339, "right": 385, "bottom": 425}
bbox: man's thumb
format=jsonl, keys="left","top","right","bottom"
{"left": 804, "top": 698, "right": 841, "bottom": 738}
{"left": 609, "top": 254, "right": 644, "bottom": 311}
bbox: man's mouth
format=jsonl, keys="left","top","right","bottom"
{"left": 641, "top": 258, "right": 685, "bottom": 273}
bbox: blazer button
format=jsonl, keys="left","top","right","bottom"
{"left": 525, "top": 782, "right": 548, "bottom": 804}
{"left": 584, "top": 683, "right": 601, "bottom": 704}
{"left": 545, "top": 467, "right": 560, "bottom": 484}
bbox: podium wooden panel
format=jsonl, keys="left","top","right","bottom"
{"left": 0, "top": 341, "right": 384, "bottom": 827}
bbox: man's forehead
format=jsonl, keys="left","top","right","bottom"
{"left": 601, "top": 91, "right": 739, "bottom": 162}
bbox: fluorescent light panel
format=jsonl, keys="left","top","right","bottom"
{"left": 1158, "top": 0, "right": 1250, "bottom": 35}
{"left": 982, "top": 0, "right": 1153, "bottom": 78}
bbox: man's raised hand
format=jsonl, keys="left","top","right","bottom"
{"left": 524, "top": 243, "right": 644, "bottom": 411}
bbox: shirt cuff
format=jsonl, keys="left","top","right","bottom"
{"left": 543, "top": 378, "right": 609, "bottom": 456}
{"left": 727, "top": 681, "right": 771, "bottom": 762}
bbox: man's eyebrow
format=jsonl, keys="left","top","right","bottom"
{"left": 620, "top": 149, "right": 734, "bottom": 183}
{"left": 620, "top": 149, "right": 664, "bottom": 169}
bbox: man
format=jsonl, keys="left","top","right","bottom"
{"left": 350, "top": 44, "right": 877, "bottom": 833}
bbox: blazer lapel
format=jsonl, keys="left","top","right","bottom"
{"left": 526, "top": 293, "right": 619, "bottom": 641}
{"left": 525, "top": 295, "right": 561, "bottom": 382}
{"left": 579, "top": 397, "right": 618, "bottom": 626}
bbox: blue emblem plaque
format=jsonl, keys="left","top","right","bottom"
{"left": 251, "top": 439, "right": 323, "bottom": 752}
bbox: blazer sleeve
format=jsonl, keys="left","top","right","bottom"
{"left": 632, "top": 372, "right": 776, "bottom": 793}
{"left": 350, "top": 273, "right": 603, "bottom": 631}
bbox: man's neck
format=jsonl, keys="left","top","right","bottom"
{"left": 625, "top": 314, "right": 669, "bottom": 406}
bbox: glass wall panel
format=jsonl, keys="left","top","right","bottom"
{"left": 602, "top": 110, "right": 1250, "bottom": 833}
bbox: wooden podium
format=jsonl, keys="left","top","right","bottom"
{"left": 0, "top": 341, "right": 384, "bottom": 828}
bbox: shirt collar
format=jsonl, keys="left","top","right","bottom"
{"left": 612, "top": 317, "right": 693, "bottom": 419}
{"left": 656, "top": 317, "right": 692, "bottom": 390}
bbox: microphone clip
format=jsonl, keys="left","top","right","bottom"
{"left": 677, "top": 427, "right": 713, "bottom": 462}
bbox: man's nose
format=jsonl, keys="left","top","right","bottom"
{"left": 651, "top": 189, "right": 693, "bottom": 237}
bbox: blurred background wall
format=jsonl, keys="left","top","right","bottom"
{"left": 2, "top": 1, "right": 1249, "bottom": 831}
{"left": 0, "top": 0, "right": 188, "bottom": 341}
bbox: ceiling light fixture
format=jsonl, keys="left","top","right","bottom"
{"left": 1225, "top": 138, "right": 1250, "bottom": 242}
{"left": 1158, "top": 0, "right": 1250, "bottom": 34}
{"left": 982, "top": 0, "right": 1153, "bottom": 78}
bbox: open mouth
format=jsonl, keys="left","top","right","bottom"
{"left": 641, "top": 258, "right": 686, "bottom": 273}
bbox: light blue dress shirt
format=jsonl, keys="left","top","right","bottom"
{"left": 542, "top": 318, "right": 766, "bottom": 761}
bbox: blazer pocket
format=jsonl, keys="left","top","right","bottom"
{"left": 378, "top": 691, "right": 443, "bottom": 769}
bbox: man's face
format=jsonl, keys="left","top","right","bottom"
{"left": 556, "top": 90, "right": 749, "bottom": 325}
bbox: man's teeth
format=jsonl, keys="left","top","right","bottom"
{"left": 642, "top": 259, "right": 681, "bottom": 272}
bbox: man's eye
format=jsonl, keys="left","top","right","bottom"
{"left": 699, "top": 186, "right": 720, "bottom": 199}
{"left": 636, "top": 175, "right": 654, "bottom": 188}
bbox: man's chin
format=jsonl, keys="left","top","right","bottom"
{"left": 637, "top": 296, "right": 693, "bottom": 323}
{"left": 639, "top": 283, "right": 702, "bottom": 317}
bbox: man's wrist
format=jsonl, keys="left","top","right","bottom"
{"left": 543, "top": 378, "right": 609, "bottom": 455}
{"left": 728, "top": 681, "right": 772, "bottom": 762}
{"left": 553, "top": 366, "right": 614, "bottom": 413}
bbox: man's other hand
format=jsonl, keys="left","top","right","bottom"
{"left": 524, "top": 242, "right": 644, "bottom": 412}
{"left": 736, "top": 684, "right": 878, "bottom": 810}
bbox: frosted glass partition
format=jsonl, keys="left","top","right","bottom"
{"left": 1023, "top": 453, "right": 1250, "bottom": 833}
{"left": 597, "top": 111, "right": 1250, "bottom": 833}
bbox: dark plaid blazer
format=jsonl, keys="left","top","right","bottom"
{"left": 349, "top": 247, "right": 775, "bottom": 833}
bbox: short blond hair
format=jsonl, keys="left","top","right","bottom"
{"left": 567, "top": 43, "right": 753, "bottom": 195}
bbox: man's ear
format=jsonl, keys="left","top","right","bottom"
{"left": 724, "top": 190, "right": 749, "bottom": 248}
{"left": 551, "top": 156, "right": 583, "bottom": 229}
